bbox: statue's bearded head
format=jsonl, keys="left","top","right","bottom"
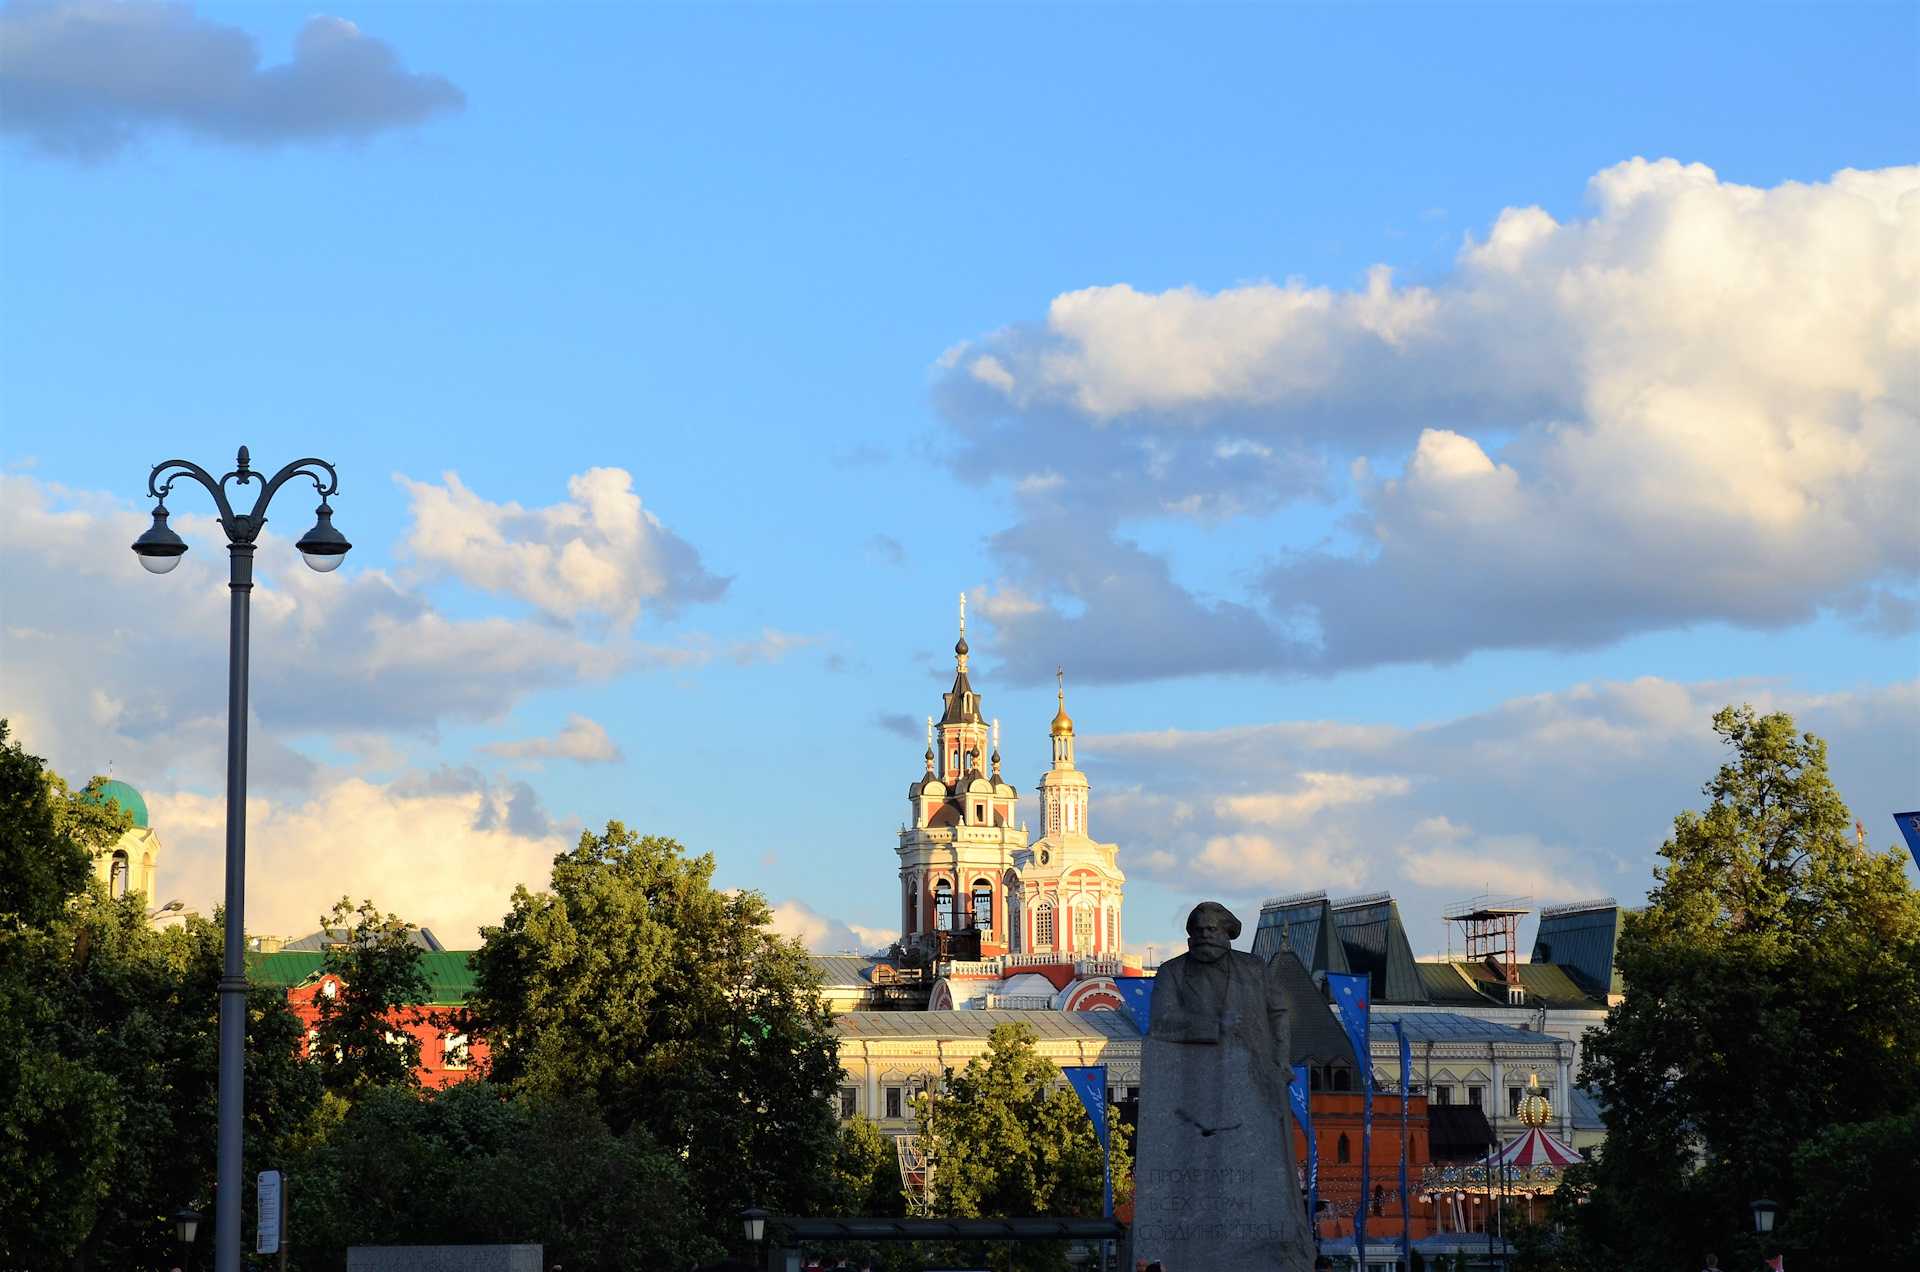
{"left": 1185, "top": 902, "right": 1241, "bottom": 964}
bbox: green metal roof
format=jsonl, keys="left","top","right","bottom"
{"left": 247, "top": 949, "right": 476, "bottom": 1005}
{"left": 1532, "top": 902, "right": 1623, "bottom": 996}
{"left": 834, "top": 1009, "right": 1138, "bottom": 1040}
{"left": 87, "top": 779, "right": 148, "bottom": 829}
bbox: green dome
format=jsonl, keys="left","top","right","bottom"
{"left": 90, "top": 779, "right": 149, "bottom": 829}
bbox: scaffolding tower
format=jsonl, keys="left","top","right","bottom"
{"left": 1442, "top": 894, "right": 1533, "bottom": 984}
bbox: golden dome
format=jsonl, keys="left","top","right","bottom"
{"left": 1051, "top": 691, "right": 1074, "bottom": 737}
{"left": 1518, "top": 1073, "right": 1553, "bottom": 1128}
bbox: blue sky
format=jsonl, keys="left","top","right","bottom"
{"left": 3, "top": 1, "right": 1915, "bottom": 955}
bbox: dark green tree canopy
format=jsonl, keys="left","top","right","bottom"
{"left": 313, "top": 896, "right": 435, "bottom": 1094}
{"left": 469, "top": 823, "right": 845, "bottom": 1244}
{"left": 1569, "top": 706, "right": 1920, "bottom": 1270}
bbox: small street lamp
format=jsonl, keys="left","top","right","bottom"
{"left": 739, "top": 1207, "right": 769, "bottom": 1269}
{"left": 1750, "top": 1195, "right": 1779, "bottom": 1234}
{"left": 134, "top": 447, "right": 348, "bottom": 1272}
{"left": 173, "top": 1207, "right": 201, "bottom": 1269}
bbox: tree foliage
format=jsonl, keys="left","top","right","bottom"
{"left": 1571, "top": 706, "right": 1920, "bottom": 1268}
{"left": 0, "top": 723, "right": 323, "bottom": 1269}
{"left": 291, "top": 1082, "right": 718, "bottom": 1272}
{"left": 912, "top": 1022, "right": 1131, "bottom": 1270}
{"left": 312, "top": 896, "right": 434, "bottom": 1094}
{"left": 834, "top": 1113, "right": 907, "bottom": 1218}
{"left": 469, "top": 823, "right": 845, "bottom": 1247}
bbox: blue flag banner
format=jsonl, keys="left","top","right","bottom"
{"left": 1113, "top": 977, "right": 1155, "bottom": 1034}
{"left": 1326, "top": 972, "right": 1372, "bottom": 1071}
{"left": 1062, "top": 1065, "right": 1110, "bottom": 1149}
{"left": 1327, "top": 973, "right": 1372, "bottom": 1259}
{"left": 1290, "top": 1064, "right": 1317, "bottom": 1189}
{"left": 1394, "top": 1019, "right": 1413, "bottom": 1255}
{"left": 1063, "top": 1064, "right": 1114, "bottom": 1220}
{"left": 1895, "top": 811, "right": 1920, "bottom": 859}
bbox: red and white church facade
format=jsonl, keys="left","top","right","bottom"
{"left": 895, "top": 604, "right": 1134, "bottom": 991}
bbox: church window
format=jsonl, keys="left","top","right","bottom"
{"left": 1067, "top": 801, "right": 1077, "bottom": 832}
{"left": 934, "top": 880, "right": 954, "bottom": 931}
{"left": 1106, "top": 907, "right": 1116, "bottom": 949}
{"left": 971, "top": 880, "right": 993, "bottom": 930}
{"left": 110, "top": 851, "right": 129, "bottom": 900}
{"left": 974, "top": 803, "right": 985, "bottom": 823}
{"left": 1036, "top": 903, "right": 1055, "bottom": 948}
{"left": 1050, "top": 803, "right": 1060, "bottom": 832}
{"left": 909, "top": 884, "right": 919, "bottom": 932}
{"left": 1074, "top": 908, "right": 1093, "bottom": 951}
{"left": 1337, "top": 1134, "right": 1351, "bottom": 1164}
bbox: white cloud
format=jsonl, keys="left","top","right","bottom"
{"left": 0, "top": 0, "right": 463, "bottom": 160}
{"left": 1083, "top": 676, "right": 1917, "bottom": 953}
{"left": 397, "top": 468, "right": 727, "bottom": 630}
{"left": 480, "top": 714, "right": 623, "bottom": 766}
{"left": 0, "top": 474, "right": 630, "bottom": 795}
{"left": 770, "top": 896, "right": 893, "bottom": 954}
{"left": 149, "top": 768, "right": 573, "bottom": 947}
{"left": 938, "top": 160, "right": 1920, "bottom": 681}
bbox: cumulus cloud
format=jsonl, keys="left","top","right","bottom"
{"left": 769, "top": 896, "right": 894, "bottom": 954}
{"left": 0, "top": 0, "right": 464, "bottom": 159}
{"left": 480, "top": 714, "right": 623, "bottom": 766}
{"left": 0, "top": 473, "right": 621, "bottom": 791}
{"left": 398, "top": 468, "right": 728, "bottom": 630}
{"left": 150, "top": 767, "right": 573, "bottom": 946}
{"left": 1087, "top": 675, "right": 1917, "bottom": 953}
{"left": 939, "top": 160, "right": 1920, "bottom": 681}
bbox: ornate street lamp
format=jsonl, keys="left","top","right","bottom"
{"left": 1750, "top": 1194, "right": 1778, "bottom": 1234}
{"left": 134, "top": 448, "right": 348, "bottom": 1272}
{"left": 173, "top": 1207, "right": 201, "bottom": 1269}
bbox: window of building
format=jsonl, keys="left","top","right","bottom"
{"left": 1066, "top": 802, "right": 1078, "bottom": 832}
{"left": 934, "top": 880, "right": 954, "bottom": 931}
{"left": 885, "top": 1087, "right": 903, "bottom": 1120}
{"left": 1050, "top": 803, "right": 1060, "bottom": 832}
{"left": 1467, "top": 1086, "right": 1484, "bottom": 1110}
{"left": 1036, "top": 903, "right": 1055, "bottom": 948}
{"left": 1337, "top": 1134, "right": 1351, "bottom": 1164}
{"left": 974, "top": 803, "right": 985, "bottom": 822}
{"left": 1509, "top": 1087, "right": 1524, "bottom": 1117}
{"left": 909, "top": 886, "right": 919, "bottom": 932}
{"left": 1310, "top": 1068, "right": 1324, "bottom": 1092}
{"left": 443, "top": 1034, "right": 470, "bottom": 1071}
{"left": 839, "top": 1087, "right": 857, "bottom": 1119}
{"left": 1074, "top": 908, "right": 1093, "bottom": 951}
{"left": 1432, "top": 1084, "right": 1453, "bottom": 1106}
{"left": 971, "top": 880, "right": 993, "bottom": 930}
{"left": 1333, "top": 1067, "right": 1352, "bottom": 1092}
{"left": 1106, "top": 907, "right": 1116, "bottom": 949}
{"left": 110, "top": 852, "right": 129, "bottom": 900}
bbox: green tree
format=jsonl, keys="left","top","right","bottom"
{"left": 0, "top": 722, "right": 123, "bottom": 1267}
{"left": 1777, "top": 1104, "right": 1920, "bottom": 1263}
{"left": 834, "top": 1113, "right": 907, "bottom": 1217}
{"left": 291, "top": 1083, "right": 718, "bottom": 1272}
{"left": 0, "top": 723, "right": 324, "bottom": 1269}
{"left": 912, "top": 1022, "right": 1131, "bottom": 1270}
{"left": 468, "top": 823, "right": 844, "bottom": 1248}
{"left": 312, "top": 896, "right": 434, "bottom": 1093}
{"left": 1572, "top": 706, "right": 1920, "bottom": 1269}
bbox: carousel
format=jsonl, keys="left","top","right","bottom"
{"left": 1421, "top": 1074, "right": 1582, "bottom": 1232}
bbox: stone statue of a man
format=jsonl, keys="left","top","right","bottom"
{"left": 1132, "top": 902, "right": 1316, "bottom": 1271}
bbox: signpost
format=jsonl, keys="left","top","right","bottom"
{"left": 257, "top": 1170, "right": 287, "bottom": 1269}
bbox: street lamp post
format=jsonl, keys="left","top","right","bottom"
{"left": 739, "top": 1207, "right": 769, "bottom": 1272}
{"left": 173, "top": 1207, "right": 201, "bottom": 1271}
{"left": 134, "top": 448, "right": 350, "bottom": 1272}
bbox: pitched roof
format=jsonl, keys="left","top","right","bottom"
{"left": 1268, "top": 948, "right": 1358, "bottom": 1069}
{"left": 1369, "top": 1012, "right": 1556, "bottom": 1046}
{"left": 810, "top": 955, "right": 880, "bottom": 986}
{"left": 1531, "top": 901, "right": 1624, "bottom": 996}
{"left": 1253, "top": 892, "right": 1352, "bottom": 976}
{"left": 248, "top": 949, "right": 476, "bottom": 1006}
{"left": 1331, "top": 893, "right": 1429, "bottom": 1004}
